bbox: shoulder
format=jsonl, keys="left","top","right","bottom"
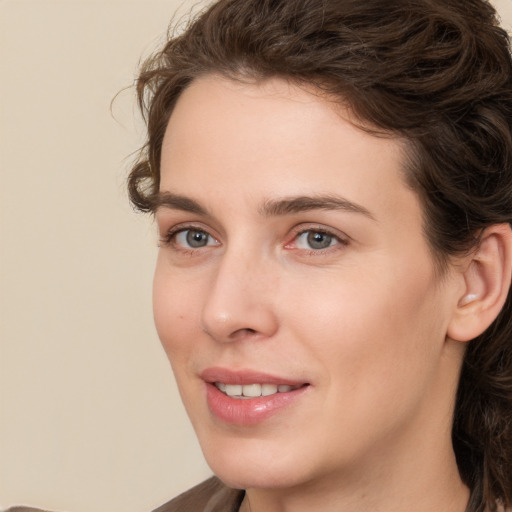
{"left": 3, "top": 508, "right": 56, "bottom": 512}
{"left": 152, "top": 477, "right": 244, "bottom": 512}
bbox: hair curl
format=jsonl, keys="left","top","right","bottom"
{"left": 128, "top": 1, "right": 512, "bottom": 510}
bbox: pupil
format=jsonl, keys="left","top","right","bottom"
{"left": 187, "top": 230, "right": 208, "bottom": 247}
{"left": 307, "top": 231, "right": 331, "bottom": 249}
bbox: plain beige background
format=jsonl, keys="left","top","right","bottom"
{"left": 1, "top": 1, "right": 512, "bottom": 511}
{"left": 0, "top": 1, "right": 213, "bottom": 512}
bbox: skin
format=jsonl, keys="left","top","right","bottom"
{"left": 153, "top": 75, "right": 471, "bottom": 512}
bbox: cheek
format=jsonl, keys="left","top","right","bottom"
{"left": 152, "top": 264, "right": 200, "bottom": 359}
{"left": 281, "top": 259, "right": 446, "bottom": 387}
{"left": 152, "top": 268, "right": 208, "bottom": 415}
{"left": 280, "top": 268, "right": 448, "bottom": 452}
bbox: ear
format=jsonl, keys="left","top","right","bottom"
{"left": 447, "top": 223, "right": 512, "bottom": 342}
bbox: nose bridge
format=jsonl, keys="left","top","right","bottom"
{"left": 201, "top": 241, "right": 278, "bottom": 342}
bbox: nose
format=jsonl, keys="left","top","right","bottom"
{"left": 201, "top": 248, "right": 279, "bottom": 343}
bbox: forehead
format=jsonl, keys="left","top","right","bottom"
{"left": 160, "top": 75, "right": 420, "bottom": 229}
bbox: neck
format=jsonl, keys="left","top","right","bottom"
{"left": 241, "top": 443, "right": 469, "bottom": 512}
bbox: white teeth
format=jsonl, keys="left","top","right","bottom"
{"left": 215, "top": 382, "right": 302, "bottom": 398}
{"left": 225, "top": 384, "right": 242, "bottom": 397}
{"left": 261, "top": 384, "right": 278, "bottom": 396}
{"left": 242, "top": 384, "right": 261, "bottom": 397}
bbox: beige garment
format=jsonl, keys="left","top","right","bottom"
{"left": 152, "top": 477, "right": 244, "bottom": 512}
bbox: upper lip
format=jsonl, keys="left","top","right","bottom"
{"left": 201, "top": 367, "right": 308, "bottom": 386}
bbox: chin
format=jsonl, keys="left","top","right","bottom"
{"left": 200, "top": 436, "right": 313, "bottom": 490}
{"left": 212, "top": 464, "right": 303, "bottom": 491}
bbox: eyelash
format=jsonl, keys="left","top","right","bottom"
{"left": 159, "top": 225, "right": 216, "bottom": 252}
{"left": 158, "top": 224, "right": 349, "bottom": 255}
{"left": 287, "top": 227, "right": 349, "bottom": 254}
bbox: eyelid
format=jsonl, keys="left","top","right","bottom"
{"left": 284, "top": 224, "right": 350, "bottom": 252}
{"left": 158, "top": 222, "right": 220, "bottom": 249}
{"left": 158, "top": 221, "right": 349, "bottom": 254}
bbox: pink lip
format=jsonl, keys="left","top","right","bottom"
{"left": 201, "top": 367, "right": 310, "bottom": 426}
{"left": 201, "top": 367, "right": 305, "bottom": 386}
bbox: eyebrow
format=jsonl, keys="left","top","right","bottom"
{"left": 153, "top": 191, "right": 208, "bottom": 215}
{"left": 259, "top": 195, "right": 375, "bottom": 220}
{"left": 153, "top": 191, "right": 375, "bottom": 221}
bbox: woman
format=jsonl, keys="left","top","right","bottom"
{"left": 128, "top": 0, "right": 512, "bottom": 511}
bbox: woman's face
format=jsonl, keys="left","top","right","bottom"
{"left": 153, "top": 76, "right": 464, "bottom": 490}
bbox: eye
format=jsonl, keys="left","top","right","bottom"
{"left": 295, "top": 230, "right": 338, "bottom": 250}
{"left": 285, "top": 226, "right": 349, "bottom": 254}
{"left": 174, "top": 228, "right": 217, "bottom": 248}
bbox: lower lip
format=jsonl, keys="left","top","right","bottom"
{"left": 205, "top": 383, "right": 309, "bottom": 426}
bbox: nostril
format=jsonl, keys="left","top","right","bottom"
{"left": 231, "top": 327, "right": 258, "bottom": 337}
{"left": 222, "top": 327, "right": 261, "bottom": 342}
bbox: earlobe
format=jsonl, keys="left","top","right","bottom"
{"left": 448, "top": 224, "right": 512, "bottom": 343}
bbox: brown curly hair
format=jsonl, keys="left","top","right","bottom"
{"left": 128, "top": 1, "right": 512, "bottom": 510}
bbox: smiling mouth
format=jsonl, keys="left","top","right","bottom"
{"left": 214, "top": 382, "right": 308, "bottom": 398}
